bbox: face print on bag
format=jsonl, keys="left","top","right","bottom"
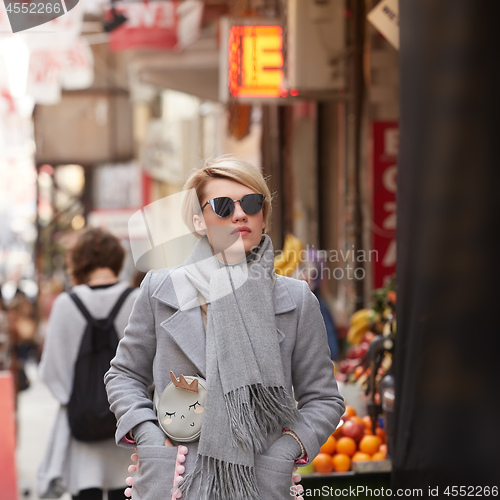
{"left": 157, "top": 371, "right": 207, "bottom": 442}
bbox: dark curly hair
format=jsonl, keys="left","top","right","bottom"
{"left": 68, "top": 228, "right": 125, "bottom": 285}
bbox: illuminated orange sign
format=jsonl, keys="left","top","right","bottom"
{"left": 228, "top": 25, "right": 285, "bottom": 99}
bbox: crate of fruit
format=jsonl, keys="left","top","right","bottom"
{"left": 309, "top": 405, "right": 390, "bottom": 475}
{"left": 352, "top": 458, "right": 392, "bottom": 473}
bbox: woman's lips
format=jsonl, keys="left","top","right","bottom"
{"left": 232, "top": 227, "right": 251, "bottom": 235}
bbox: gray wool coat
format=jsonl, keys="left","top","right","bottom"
{"left": 37, "top": 282, "right": 140, "bottom": 498}
{"left": 105, "top": 268, "right": 345, "bottom": 500}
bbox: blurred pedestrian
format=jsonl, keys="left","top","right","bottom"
{"left": 9, "top": 289, "right": 38, "bottom": 363}
{"left": 105, "top": 156, "right": 345, "bottom": 500}
{"left": 5, "top": 290, "right": 34, "bottom": 397}
{"left": 37, "top": 228, "right": 139, "bottom": 500}
{"left": 296, "top": 249, "right": 340, "bottom": 361}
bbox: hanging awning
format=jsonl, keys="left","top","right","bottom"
{"left": 128, "top": 34, "right": 219, "bottom": 101}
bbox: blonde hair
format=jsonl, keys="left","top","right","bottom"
{"left": 181, "top": 156, "right": 272, "bottom": 235}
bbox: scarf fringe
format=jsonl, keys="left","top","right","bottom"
{"left": 225, "top": 384, "right": 300, "bottom": 453}
{"left": 178, "top": 455, "right": 261, "bottom": 500}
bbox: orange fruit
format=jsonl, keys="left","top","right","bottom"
{"left": 336, "top": 437, "right": 357, "bottom": 457}
{"left": 379, "top": 444, "right": 388, "bottom": 456}
{"left": 364, "top": 427, "right": 374, "bottom": 435}
{"left": 359, "top": 435, "right": 382, "bottom": 455}
{"left": 371, "top": 452, "right": 387, "bottom": 461}
{"left": 342, "top": 405, "right": 357, "bottom": 420}
{"left": 352, "top": 452, "right": 371, "bottom": 462}
{"left": 332, "top": 453, "right": 351, "bottom": 472}
{"left": 320, "top": 435, "right": 336, "bottom": 455}
{"left": 312, "top": 453, "right": 334, "bottom": 473}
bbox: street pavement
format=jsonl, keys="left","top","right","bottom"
{"left": 16, "top": 360, "right": 71, "bottom": 500}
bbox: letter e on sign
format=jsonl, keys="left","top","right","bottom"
{"left": 227, "top": 24, "right": 284, "bottom": 99}
{"left": 384, "top": 129, "right": 399, "bottom": 157}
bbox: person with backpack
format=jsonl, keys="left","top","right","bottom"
{"left": 37, "top": 228, "right": 139, "bottom": 500}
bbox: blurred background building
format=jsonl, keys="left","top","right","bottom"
{"left": 1, "top": 0, "right": 400, "bottom": 328}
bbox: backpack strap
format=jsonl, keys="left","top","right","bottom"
{"left": 69, "top": 287, "right": 134, "bottom": 326}
{"left": 107, "top": 287, "right": 134, "bottom": 322}
{"left": 69, "top": 292, "right": 95, "bottom": 324}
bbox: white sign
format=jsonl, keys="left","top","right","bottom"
{"left": 26, "top": 48, "right": 62, "bottom": 105}
{"left": 25, "top": 36, "right": 93, "bottom": 104}
{"left": 60, "top": 37, "right": 94, "bottom": 90}
{"left": 93, "top": 162, "right": 143, "bottom": 210}
{"left": 367, "top": 0, "right": 399, "bottom": 50}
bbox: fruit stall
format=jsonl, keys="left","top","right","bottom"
{"left": 296, "top": 283, "right": 396, "bottom": 499}
{"left": 296, "top": 403, "right": 391, "bottom": 499}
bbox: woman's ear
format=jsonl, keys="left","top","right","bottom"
{"left": 193, "top": 214, "right": 207, "bottom": 236}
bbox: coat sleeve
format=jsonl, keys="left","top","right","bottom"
{"left": 104, "top": 271, "right": 160, "bottom": 446}
{"left": 39, "top": 293, "right": 83, "bottom": 404}
{"left": 289, "top": 280, "right": 345, "bottom": 462}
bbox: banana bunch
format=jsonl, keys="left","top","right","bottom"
{"left": 274, "top": 234, "right": 303, "bottom": 277}
{"left": 347, "top": 308, "right": 375, "bottom": 345}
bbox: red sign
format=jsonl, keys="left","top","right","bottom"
{"left": 372, "top": 121, "right": 398, "bottom": 289}
{"left": 227, "top": 24, "right": 284, "bottom": 99}
{"left": 108, "top": 1, "right": 203, "bottom": 52}
{"left": 0, "top": 373, "right": 17, "bottom": 500}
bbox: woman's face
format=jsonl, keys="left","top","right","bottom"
{"left": 193, "top": 178, "right": 266, "bottom": 258}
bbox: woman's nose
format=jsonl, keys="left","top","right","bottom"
{"left": 231, "top": 201, "right": 247, "bottom": 221}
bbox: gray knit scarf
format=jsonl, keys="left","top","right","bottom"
{"left": 179, "top": 234, "right": 300, "bottom": 500}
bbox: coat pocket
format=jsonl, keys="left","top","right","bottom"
{"left": 132, "top": 445, "right": 178, "bottom": 500}
{"left": 255, "top": 454, "right": 295, "bottom": 500}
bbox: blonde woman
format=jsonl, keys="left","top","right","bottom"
{"left": 105, "top": 157, "right": 345, "bottom": 500}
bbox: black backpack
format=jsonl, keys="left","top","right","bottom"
{"left": 67, "top": 287, "right": 133, "bottom": 442}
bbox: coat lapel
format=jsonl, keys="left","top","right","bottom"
{"left": 161, "top": 307, "right": 207, "bottom": 377}
{"left": 273, "top": 277, "right": 297, "bottom": 343}
{"left": 152, "top": 269, "right": 207, "bottom": 377}
{"left": 273, "top": 277, "right": 297, "bottom": 315}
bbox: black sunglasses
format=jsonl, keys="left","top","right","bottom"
{"left": 201, "top": 193, "right": 265, "bottom": 218}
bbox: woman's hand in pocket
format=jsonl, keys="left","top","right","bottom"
{"left": 263, "top": 434, "right": 302, "bottom": 461}
{"left": 132, "top": 421, "right": 170, "bottom": 446}
{"left": 124, "top": 425, "right": 174, "bottom": 498}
